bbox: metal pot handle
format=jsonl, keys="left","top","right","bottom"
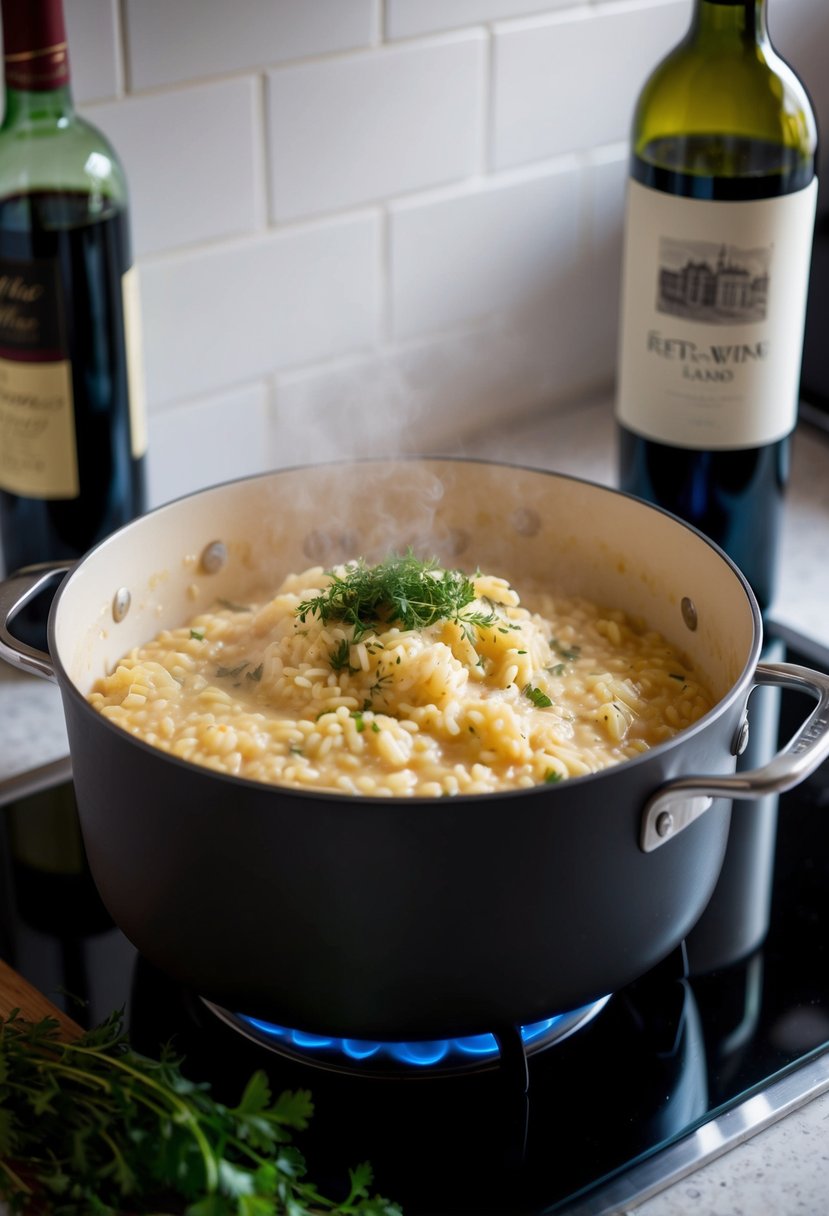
{"left": 0, "top": 562, "right": 74, "bottom": 683}
{"left": 640, "top": 661, "right": 829, "bottom": 852}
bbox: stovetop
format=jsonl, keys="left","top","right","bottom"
{"left": 2, "top": 623, "right": 829, "bottom": 1215}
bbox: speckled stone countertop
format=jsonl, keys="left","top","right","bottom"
{"left": 1, "top": 392, "right": 829, "bottom": 1214}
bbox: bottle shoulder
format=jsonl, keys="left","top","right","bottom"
{"left": 634, "top": 39, "right": 817, "bottom": 159}
{"left": 0, "top": 108, "right": 129, "bottom": 207}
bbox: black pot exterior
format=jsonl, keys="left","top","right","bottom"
{"left": 62, "top": 684, "right": 736, "bottom": 1040}
{"left": 42, "top": 458, "right": 761, "bottom": 1040}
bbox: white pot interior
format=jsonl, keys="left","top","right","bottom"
{"left": 53, "top": 459, "right": 759, "bottom": 702}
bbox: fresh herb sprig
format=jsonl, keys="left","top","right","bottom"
{"left": 0, "top": 1008, "right": 401, "bottom": 1216}
{"left": 296, "top": 551, "right": 503, "bottom": 642}
{"left": 329, "top": 639, "right": 356, "bottom": 673}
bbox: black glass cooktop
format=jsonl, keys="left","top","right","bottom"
{"left": 2, "top": 625, "right": 829, "bottom": 1215}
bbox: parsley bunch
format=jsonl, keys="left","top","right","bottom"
{"left": 0, "top": 1009, "right": 401, "bottom": 1216}
{"left": 296, "top": 551, "right": 500, "bottom": 641}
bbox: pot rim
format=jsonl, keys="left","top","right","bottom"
{"left": 47, "top": 454, "right": 764, "bottom": 806}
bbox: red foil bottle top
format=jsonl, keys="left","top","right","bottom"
{"left": 2, "top": 0, "right": 70, "bottom": 90}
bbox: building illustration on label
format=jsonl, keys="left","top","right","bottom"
{"left": 656, "top": 237, "right": 770, "bottom": 324}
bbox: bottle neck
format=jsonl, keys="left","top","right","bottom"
{"left": 2, "top": 84, "right": 75, "bottom": 131}
{"left": 690, "top": 0, "right": 768, "bottom": 44}
{"left": 1, "top": 0, "right": 74, "bottom": 131}
{"left": 1, "top": 0, "right": 71, "bottom": 88}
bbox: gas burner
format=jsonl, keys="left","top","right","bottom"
{"left": 202, "top": 995, "right": 612, "bottom": 1078}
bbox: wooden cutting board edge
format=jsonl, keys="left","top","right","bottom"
{"left": 0, "top": 956, "right": 82, "bottom": 1039}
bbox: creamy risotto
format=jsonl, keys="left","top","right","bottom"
{"left": 87, "top": 556, "right": 714, "bottom": 797}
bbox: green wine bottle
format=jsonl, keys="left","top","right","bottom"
{"left": 0, "top": 0, "right": 147, "bottom": 643}
{"left": 616, "top": 0, "right": 818, "bottom": 611}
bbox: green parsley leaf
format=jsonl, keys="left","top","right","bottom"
{"left": 0, "top": 1009, "right": 402, "bottom": 1216}
{"left": 523, "top": 684, "right": 553, "bottom": 709}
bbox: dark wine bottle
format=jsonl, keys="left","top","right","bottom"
{"left": 0, "top": 0, "right": 147, "bottom": 641}
{"left": 615, "top": 0, "right": 818, "bottom": 611}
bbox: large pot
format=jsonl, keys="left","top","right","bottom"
{"left": 1, "top": 458, "right": 828, "bottom": 1040}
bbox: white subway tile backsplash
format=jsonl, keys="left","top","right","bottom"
{"left": 147, "top": 382, "right": 270, "bottom": 507}
{"left": 124, "top": 0, "right": 376, "bottom": 91}
{"left": 65, "top": 0, "right": 122, "bottom": 102}
{"left": 274, "top": 318, "right": 583, "bottom": 464}
{"left": 582, "top": 149, "right": 628, "bottom": 386}
{"left": 139, "top": 216, "right": 381, "bottom": 408}
{"left": 5, "top": 0, "right": 821, "bottom": 486}
{"left": 84, "top": 79, "right": 264, "bottom": 258}
{"left": 390, "top": 164, "right": 582, "bottom": 340}
{"left": 492, "top": 0, "right": 691, "bottom": 170}
{"left": 385, "top": 0, "right": 581, "bottom": 40}
{"left": 267, "top": 35, "right": 486, "bottom": 222}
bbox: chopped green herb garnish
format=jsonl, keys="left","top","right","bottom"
{"left": 371, "top": 721, "right": 381, "bottom": 733}
{"left": 551, "top": 638, "right": 581, "bottom": 661}
{"left": 669, "top": 672, "right": 686, "bottom": 681}
{"left": 246, "top": 663, "right": 264, "bottom": 682}
{"left": 369, "top": 671, "right": 392, "bottom": 701}
{"left": 329, "top": 638, "right": 355, "bottom": 672}
{"left": 351, "top": 711, "right": 366, "bottom": 732}
{"left": 549, "top": 663, "right": 566, "bottom": 677}
{"left": 296, "top": 550, "right": 506, "bottom": 641}
{"left": 524, "top": 684, "right": 553, "bottom": 709}
{"left": 217, "top": 597, "right": 250, "bottom": 613}
{"left": 544, "top": 768, "right": 563, "bottom": 783}
{"left": 216, "top": 661, "right": 249, "bottom": 678}
{"left": 190, "top": 628, "right": 205, "bottom": 641}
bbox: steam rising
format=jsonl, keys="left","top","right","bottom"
{"left": 268, "top": 320, "right": 563, "bottom": 573}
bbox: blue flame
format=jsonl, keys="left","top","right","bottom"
{"left": 238, "top": 1012, "right": 568, "bottom": 1068}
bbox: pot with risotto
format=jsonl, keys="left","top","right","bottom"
{"left": 1, "top": 458, "right": 828, "bottom": 1039}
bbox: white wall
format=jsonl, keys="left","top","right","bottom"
{"left": 31, "top": 1, "right": 829, "bottom": 503}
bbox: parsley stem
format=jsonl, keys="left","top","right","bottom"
{"left": 30, "top": 1057, "right": 112, "bottom": 1091}
{"left": 98, "top": 1125, "right": 130, "bottom": 1181}
{"left": 64, "top": 1043, "right": 220, "bottom": 1191}
{"left": 223, "top": 1132, "right": 269, "bottom": 1169}
{"left": 0, "top": 1160, "right": 33, "bottom": 1197}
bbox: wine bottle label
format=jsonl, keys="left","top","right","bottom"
{"left": 122, "top": 266, "right": 148, "bottom": 460}
{"left": 616, "top": 177, "right": 818, "bottom": 449}
{"left": 0, "top": 255, "right": 79, "bottom": 498}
